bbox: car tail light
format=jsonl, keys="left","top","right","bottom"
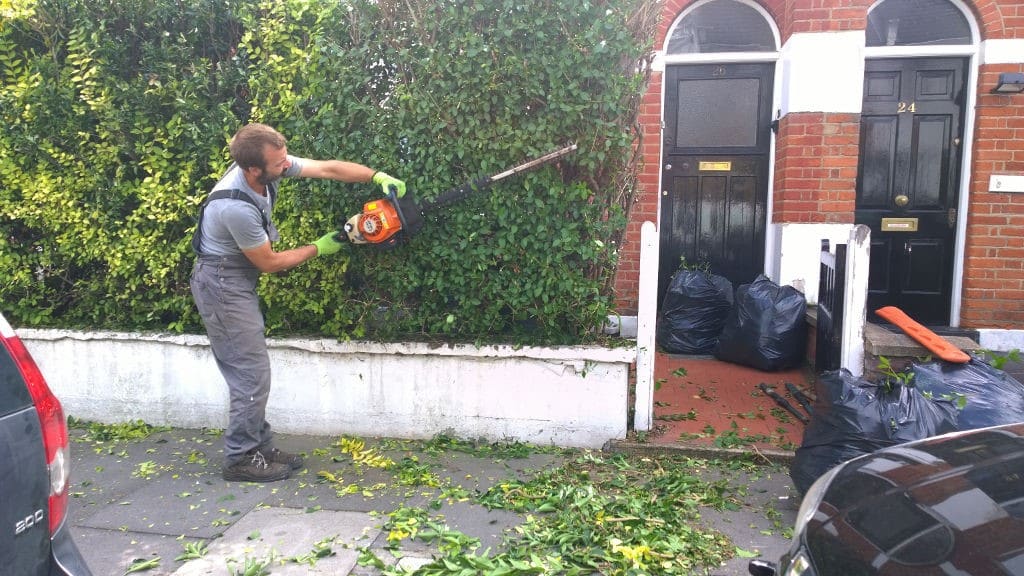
{"left": 0, "top": 321, "right": 70, "bottom": 535}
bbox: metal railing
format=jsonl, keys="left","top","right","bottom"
{"left": 816, "top": 239, "right": 847, "bottom": 373}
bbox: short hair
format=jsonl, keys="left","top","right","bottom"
{"left": 229, "top": 124, "right": 287, "bottom": 169}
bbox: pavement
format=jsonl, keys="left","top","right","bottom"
{"left": 66, "top": 426, "right": 800, "bottom": 576}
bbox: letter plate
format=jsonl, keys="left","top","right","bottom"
{"left": 699, "top": 161, "right": 732, "bottom": 171}
{"left": 881, "top": 217, "right": 918, "bottom": 232}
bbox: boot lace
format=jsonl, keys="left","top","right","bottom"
{"left": 249, "top": 450, "right": 270, "bottom": 469}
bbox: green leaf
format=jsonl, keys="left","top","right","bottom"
{"left": 124, "top": 557, "right": 160, "bottom": 573}
{"left": 735, "top": 547, "right": 759, "bottom": 558}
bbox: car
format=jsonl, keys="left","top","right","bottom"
{"left": 750, "top": 422, "right": 1024, "bottom": 576}
{"left": 0, "top": 312, "right": 92, "bottom": 575}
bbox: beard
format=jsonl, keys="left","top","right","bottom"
{"left": 256, "top": 168, "right": 286, "bottom": 186}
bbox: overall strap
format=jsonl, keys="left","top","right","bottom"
{"left": 191, "top": 189, "right": 271, "bottom": 255}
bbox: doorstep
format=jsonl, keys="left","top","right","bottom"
{"left": 862, "top": 321, "right": 986, "bottom": 379}
{"left": 864, "top": 321, "right": 981, "bottom": 360}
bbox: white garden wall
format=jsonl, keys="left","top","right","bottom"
{"left": 20, "top": 329, "right": 634, "bottom": 448}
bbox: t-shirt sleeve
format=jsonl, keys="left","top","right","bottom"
{"left": 283, "top": 155, "right": 304, "bottom": 178}
{"left": 221, "top": 202, "right": 268, "bottom": 250}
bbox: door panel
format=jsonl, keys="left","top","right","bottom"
{"left": 909, "top": 115, "right": 951, "bottom": 206}
{"left": 856, "top": 58, "right": 965, "bottom": 325}
{"left": 905, "top": 238, "right": 945, "bottom": 293}
{"left": 860, "top": 117, "right": 898, "bottom": 207}
{"left": 659, "top": 63, "right": 773, "bottom": 306}
{"left": 674, "top": 78, "right": 761, "bottom": 147}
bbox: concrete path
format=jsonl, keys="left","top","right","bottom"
{"left": 66, "top": 427, "right": 798, "bottom": 576}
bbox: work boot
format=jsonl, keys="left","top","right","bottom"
{"left": 266, "top": 447, "right": 304, "bottom": 470}
{"left": 222, "top": 450, "right": 290, "bottom": 482}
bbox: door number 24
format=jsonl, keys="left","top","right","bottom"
{"left": 897, "top": 101, "right": 917, "bottom": 113}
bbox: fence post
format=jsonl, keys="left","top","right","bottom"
{"left": 841, "top": 224, "right": 870, "bottom": 377}
{"left": 634, "top": 221, "right": 659, "bottom": 432}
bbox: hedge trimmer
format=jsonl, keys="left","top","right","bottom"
{"left": 341, "top": 144, "right": 577, "bottom": 248}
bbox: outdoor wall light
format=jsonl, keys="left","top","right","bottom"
{"left": 991, "top": 72, "right": 1024, "bottom": 94}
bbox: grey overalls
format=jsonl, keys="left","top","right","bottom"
{"left": 190, "top": 179, "right": 282, "bottom": 466}
{"left": 190, "top": 253, "right": 273, "bottom": 465}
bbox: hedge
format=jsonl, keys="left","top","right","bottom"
{"left": 0, "top": 0, "right": 658, "bottom": 344}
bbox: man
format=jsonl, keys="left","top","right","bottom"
{"left": 190, "top": 123, "right": 404, "bottom": 482}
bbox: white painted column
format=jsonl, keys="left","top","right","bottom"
{"left": 779, "top": 31, "right": 864, "bottom": 116}
{"left": 772, "top": 223, "right": 855, "bottom": 304}
{"left": 842, "top": 225, "right": 871, "bottom": 377}
{"left": 634, "top": 221, "right": 659, "bottom": 431}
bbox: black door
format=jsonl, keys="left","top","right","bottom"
{"left": 857, "top": 58, "right": 966, "bottom": 325}
{"left": 659, "top": 63, "right": 773, "bottom": 307}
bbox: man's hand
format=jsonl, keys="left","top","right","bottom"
{"left": 372, "top": 172, "right": 406, "bottom": 198}
{"left": 312, "top": 231, "right": 345, "bottom": 256}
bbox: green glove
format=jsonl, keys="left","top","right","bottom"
{"left": 312, "top": 231, "right": 344, "bottom": 256}
{"left": 372, "top": 171, "right": 406, "bottom": 198}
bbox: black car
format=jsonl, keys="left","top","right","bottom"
{"left": 0, "top": 312, "right": 92, "bottom": 575}
{"left": 751, "top": 422, "right": 1024, "bottom": 576}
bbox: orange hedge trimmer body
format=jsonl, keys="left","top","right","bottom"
{"left": 349, "top": 197, "right": 405, "bottom": 245}
{"left": 342, "top": 144, "right": 577, "bottom": 248}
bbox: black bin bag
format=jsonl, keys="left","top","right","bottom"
{"left": 789, "top": 370, "right": 959, "bottom": 495}
{"left": 911, "top": 356, "right": 1024, "bottom": 430}
{"left": 713, "top": 275, "right": 807, "bottom": 371}
{"left": 656, "top": 270, "right": 734, "bottom": 355}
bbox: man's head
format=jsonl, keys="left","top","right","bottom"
{"left": 230, "top": 124, "right": 291, "bottom": 186}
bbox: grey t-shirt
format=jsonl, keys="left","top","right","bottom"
{"left": 197, "top": 157, "right": 305, "bottom": 256}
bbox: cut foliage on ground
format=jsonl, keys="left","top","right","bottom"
{"left": 67, "top": 421, "right": 795, "bottom": 576}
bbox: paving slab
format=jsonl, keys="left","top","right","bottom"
{"left": 699, "top": 466, "right": 799, "bottom": 576}
{"left": 426, "top": 499, "right": 524, "bottom": 552}
{"left": 72, "top": 525, "right": 206, "bottom": 576}
{"left": 430, "top": 450, "right": 566, "bottom": 493}
{"left": 172, "top": 508, "right": 380, "bottom": 576}
{"left": 77, "top": 472, "right": 293, "bottom": 538}
{"left": 255, "top": 461, "right": 432, "bottom": 514}
{"left": 69, "top": 428, "right": 226, "bottom": 523}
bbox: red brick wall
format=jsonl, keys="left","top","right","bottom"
{"left": 783, "top": 1, "right": 866, "bottom": 36}
{"left": 962, "top": 65, "right": 1024, "bottom": 328}
{"left": 959, "top": 0, "right": 1024, "bottom": 328}
{"left": 772, "top": 113, "right": 859, "bottom": 223}
{"left": 612, "top": 0, "right": 1024, "bottom": 330}
{"left": 613, "top": 71, "right": 665, "bottom": 314}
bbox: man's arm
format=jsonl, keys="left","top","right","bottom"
{"left": 242, "top": 241, "right": 319, "bottom": 274}
{"left": 297, "top": 159, "right": 375, "bottom": 183}
{"left": 296, "top": 158, "right": 406, "bottom": 197}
